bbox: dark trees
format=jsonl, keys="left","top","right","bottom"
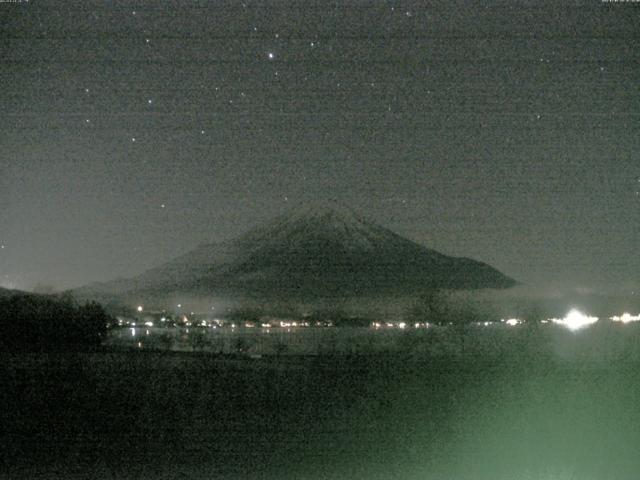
{"left": 0, "top": 294, "right": 111, "bottom": 351}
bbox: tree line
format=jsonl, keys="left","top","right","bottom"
{"left": 0, "top": 293, "right": 112, "bottom": 352}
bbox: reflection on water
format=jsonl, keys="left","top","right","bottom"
{"left": 108, "top": 322, "right": 640, "bottom": 363}
{"left": 109, "top": 325, "right": 403, "bottom": 356}
{"left": 8, "top": 323, "right": 640, "bottom": 478}
{"left": 4, "top": 344, "right": 640, "bottom": 479}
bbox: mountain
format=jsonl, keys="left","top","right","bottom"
{"left": 0, "top": 287, "right": 14, "bottom": 298}
{"left": 0, "top": 287, "right": 29, "bottom": 298}
{"left": 74, "top": 204, "right": 516, "bottom": 303}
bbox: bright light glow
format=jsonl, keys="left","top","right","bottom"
{"left": 144, "top": 321, "right": 153, "bottom": 327}
{"left": 137, "top": 305, "right": 143, "bottom": 312}
{"left": 504, "top": 318, "right": 521, "bottom": 326}
{"left": 610, "top": 313, "right": 640, "bottom": 323}
{"left": 130, "top": 328, "right": 136, "bottom": 337}
{"left": 398, "top": 322, "right": 406, "bottom": 329}
{"left": 552, "top": 309, "right": 599, "bottom": 331}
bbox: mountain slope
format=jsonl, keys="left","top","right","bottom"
{"left": 0, "top": 287, "right": 30, "bottom": 298}
{"left": 74, "top": 204, "right": 516, "bottom": 302}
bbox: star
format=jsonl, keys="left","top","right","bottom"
{"left": 1, "top": 245, "right": 5, "bottom": 249}
{"left": 85, "top": 119, "right": 90, "bottom": 124}
{"left": 84, "top": 88, "right": 90, "bottom": 93}
{"left": 131, "top": 137, "right": 136, "bottom": 142}
{"left": 161, "top": 204, "right": 166, "bottom": 208}
{"left": 268, "top": 52, "right": 275, "bottom": 60}
{"left": 145, "top": 38, "right": 150, "bottom": 44}
{"left": 200, "top": 130, "right": 205, "bottom": 134}
{"left": 147, "top": 99, "right": 153, "bottom": 104}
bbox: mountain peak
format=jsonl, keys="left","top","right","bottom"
{"left": 239, "top": 202, "right": 388, "bottom": 252}
{"left": 277, "top": 201, "right": 368, "bottom": 225}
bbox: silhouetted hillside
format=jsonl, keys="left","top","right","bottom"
{"left": 75, "top": 204, "right": 516, "bottom": 303}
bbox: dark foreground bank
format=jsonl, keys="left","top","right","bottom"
{"left": 2, "top": 349, "right": 640, "bottom": 480}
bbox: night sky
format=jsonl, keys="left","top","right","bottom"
{"left": 1, "top": 1, "right": 638, "bottom": 293}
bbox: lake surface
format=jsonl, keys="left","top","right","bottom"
{"left": 5, "top": 323, "right": 640, "bottom": 479}
{"left": 3, "top": 349, "right": 640, "bottom": 480}
{"left": 107, "top": 325, "right": 416, "bottom": 356}
{"left": 106, "top": 321, "right": 640, "bottom": 361}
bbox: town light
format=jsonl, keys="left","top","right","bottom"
{"left": 610, "top": 313, "right": 640, "bottom": 323}
{"left": 552, "top": 309, "right": 598, "bottom": 331}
